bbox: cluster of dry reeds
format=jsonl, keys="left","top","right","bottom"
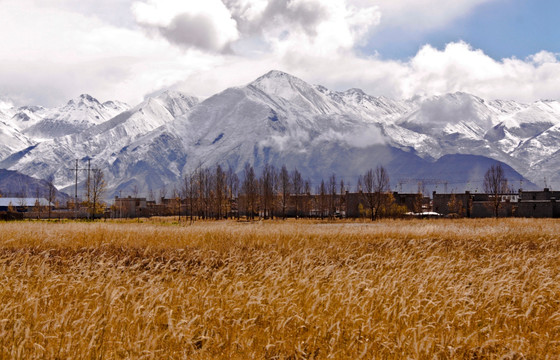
{"left": 1, "top": 219, "right": 559, "bottom": 359}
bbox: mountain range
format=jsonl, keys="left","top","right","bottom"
{"left": 2, "top": 70, "right": 559, "bottom": 198}
{"left": 0, "top": 169, "right": 70, "bottom": 202}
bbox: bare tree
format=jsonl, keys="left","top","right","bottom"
{"left": 361, "top": 166, "right": 391, "bottom": 220}
{"left": 303, "top": 179, "right": 311, "bottom": 218}
{"left": 34, "top": 186, "right": 43, "bottom": 218}
{"left": 279, "top": 165, "right": 291, "bottom": 219}
{"left": 328, "top": 173, "right": 337, "bottom": 218}
{"left": 17, "top": 181, "right": 28, "bottom": 212}
{"left": 158, "top": 186, "right": 167, "bottom": 204}
{"left": 261, "top": 164, "right": 276, "bottom": 219}
{"left": 47, "top": 175, "right": 57, "bottom": 219}
{"left": 447, "top": 193, "right": 463, "bottom": 216}
{"left": 193, "top": 167, "right": 213, "bottom": 219}
{"left": 339, "top": 179, "right": 346, "bottom": 217}
{"left": 194, "top": 167, "right": 204, "bottom": 218}
{"left": 215, "top": 165, "right": 227, "bottom": 220}
{"left": 203, "top": 168, "right": 215, "bottom": 219}
{"left": 182, "top": 172, "right": 196, "bottom": 223}
{"left": 226, "top": 167, "right": 239, "bottom": 219}
{"left": 413, "top": 192, "right": 424, "bottom": 214}
{"left": 292, "top": 169, "right": 303, "bottom": 219}
{"left": 85, "top": 170, "right": 91, "bottom": 217}
{"left": 90, "top": 169, "right": 106, "bottom": 219}
{"left": 318, "top": 180, "right": 327, "bottom": 220}
{"left": 172, "top": 185, "right": 180, "bottom": 219}
{"left": 483, "top": 163, "right": 509, "bottom": 218}
{"left": 242, "top": 163, "right": 258, "bottom": 220}
{"left": 356, "top": 176, "right": 363, "bottom": 192}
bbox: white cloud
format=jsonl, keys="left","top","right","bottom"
{"left": 400, "top": 42, "right": 560, "bottom": 102}
{"left": 170, "top": 41, "right": 560, "bottom": 105}
{"left": 0, "top": 99, "right": 13, "bottom": 111}
{"left": 229, "top": 0, "right": 380, "bottom": 56}
{"left": 132, "top": 0, "right": 239, "bottom": 52}
{"left": 0, "top": 0, "right": 224, "bottom": 106}
{"left": 0, "top": 0, "right": 559, "bottom": 110}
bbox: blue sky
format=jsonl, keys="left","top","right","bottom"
{"left": 368, "top": 0, "right": 560, "bottom": 61}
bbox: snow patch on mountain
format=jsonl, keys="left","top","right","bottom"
{"left": 2, "top": 70, "right": 560, "bottom": 196}
{"left": 0, "top": 120, "right": 33, "bottom": 161}
{"left": 0, "top": 91, "right": 198, "bottom": 194}
{"left": 21, "top": 94, "right": 130, "bottom": 140}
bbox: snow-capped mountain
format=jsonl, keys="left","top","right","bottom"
{"left": 18, "top": 94, "right": 130, "bottom": 140}
{"left": 0, "top": 94, "right": 130, "bottom": 161}
{"left": 393, "top": 95, "right": 560, "bottom": 185}
{"left": 0, "top": 169, "right": 70, "bottom": 201}
{"left": 0, "top": 105, "right": 33, "bottom": 159}
{"left": 95, "top": 70, "right": 419, "bottom": 194}
{"left": 9, "top": 105, "right": 47, "bottom": 132}
{"left": 2, "top": 70, "right": 560, "bottom": 197}
{"left": 0, "top": 119, "right": 33, "bottom": 161}
{"left": 0, "top": 91, "right": 198, "bottom": 192}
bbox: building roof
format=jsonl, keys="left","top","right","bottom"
{"left": 0, "top": 198, "right": 54, "bottom": 207}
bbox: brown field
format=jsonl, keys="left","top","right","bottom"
{"left": 1, "top": 219, "right": 559, "bottom": 359}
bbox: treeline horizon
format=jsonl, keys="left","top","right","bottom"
{"left": 135, "top": 163, "right": 399, "bottom": 221}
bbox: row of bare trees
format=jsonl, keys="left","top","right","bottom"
{"left": 357, "top": 166, "right": 391, "bottom": 220}
{"left": 1, "top": 162, "right": 512, "bottom": 220}
{"left": 180, "top": 165, "right": 239, "bottom": 221}
{"left": 152, "top": 163, "right": 395, "bottom": 221}
{"left": 236, "top": 163, "right": 347, "bottom": 220}
{"left": 177, "top": 164, "right": 317, "bottom": 220}
{"left": 76, "top": 163, "right": 512, "bottom": 220}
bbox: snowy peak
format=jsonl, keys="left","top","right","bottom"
{"left": 9, "top": 105, "right": 46, "bottom": 131}
{"left": 248, "top": 71, "right": 415, "bottom": 124}
{"left": 66, "top": 93, "right": 101, "bottom": 106}
{"left": 3, "top": 69, "right": 560, "bottom": 195}
{"left": 252, "top": 69, "right": 299, "bottom": 84}
{"left": 154, "top": 90, "right": 199, "bottom": 118}
{"left": 103, "top": 100, "right": 130, "bottom": 114}
{"left": 60, "top": 94, "right": 125, "bottom": 120}
{"left": 249, "top": 70, "right": 318, "bottom": 101}
{"left": 0, "top": 103, "right": 16, "bottom": 120}
{"left": 21, "top": 94, "right": 130, "bottom": 140}
{"left": 247, "top": 70, "right": 355, "bottom": 118}
{"left": 0, "top": 89, "right": 199, "bottom": 194}
{"left": 398, "top": 92, "right": 495, "bottom": 136}
{"left": 0, "top": 120, "right": 32, "bottom": 161}
{"left": 486, "top": 99, "right": 560, "bottom": 149}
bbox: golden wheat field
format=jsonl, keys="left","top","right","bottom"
{"left": 1, "top": 219, "right": 559, "bottom": 359}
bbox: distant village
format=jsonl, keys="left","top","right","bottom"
{"left": 0, "top": 163, "right": 558, "bottom": 220}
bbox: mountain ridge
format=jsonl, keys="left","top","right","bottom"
{"left": 0, "top": 71, "right": 557, "bottom": 197}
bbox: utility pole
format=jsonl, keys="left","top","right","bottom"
{"left": 87, "top": 159, "right": 91, "bottom": 209}
{"left": 68, "top": 158, "right": 98, "bottom": 219}
{"left": 68, "top": 160, "right": 86, "bottom": 219}
{"left": 85, "top": 158, "right": 100, "bottom": 219}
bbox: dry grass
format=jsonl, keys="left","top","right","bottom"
{"left": 1, "top": 219, "right": 559, "bottom": 359}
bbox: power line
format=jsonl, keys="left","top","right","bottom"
{"left": 67, "top": 158, "right": 99, "bottom": 219}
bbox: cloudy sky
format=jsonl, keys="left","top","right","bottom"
{"left": 0, "top": 0, "right": 559, "bottom": 107}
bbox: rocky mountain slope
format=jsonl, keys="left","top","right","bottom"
{"left": 2, "top": 70, "right": 559, "bottom": 197}
{"left": 4, "top": 94, "right": 129, "bottom": 141}
{"left": 0, "top": 169, "right": 69, "bottom": 201}
{"left": 0, "top": 91, "right": 198, "bottom": 193}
